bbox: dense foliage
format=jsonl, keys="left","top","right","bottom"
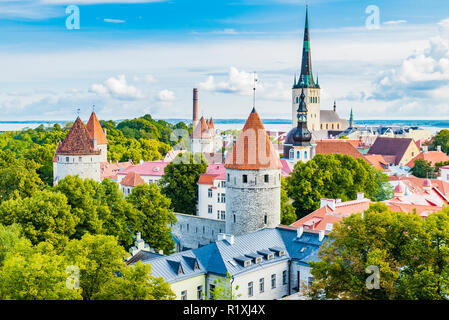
{"left": 410, "top": 159, "right": 436, "bottom": 178}
{"left": 308, "top": 203, "right": 449, "bottom": 300}
{"left": 286, "top": 154, "right": 393, "bottom": 218}
{"left": 432, "top": 129, "right": 449, "bottom": 154}
{"left": 160, "top": 152, "right": 208, "bottom": 215}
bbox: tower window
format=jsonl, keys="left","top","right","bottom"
{"left": 233, "top": 214, "right": 236, "bottom": 223}
{"left": 208, "top": 189, "right": 213, "bottom": 198}
{"left": 208, "top": 205, "right": 212, "bottom": 214}
{"left": 243, "top": 175, "right": 248, "bottom": 183}
{"left": 264, "top": 215, "right": 268, "bottom": 224}
{"left": 264, "top": 174, "right": 269, "bottom": 183}
{"left": 227, "top": 174, "right": 230, "bottom": 182}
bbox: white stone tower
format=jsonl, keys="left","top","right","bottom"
{"left": 292, "top": 5, "right": 321, "bottom": 131}
{"left": 86, "top": 111, "right": 108, "bottom": 163}
{"left": 53, "top": 117, "right": 102, "bottom": 184}
{"left": 224, "top": 108, "right": 282, "bottom": 237}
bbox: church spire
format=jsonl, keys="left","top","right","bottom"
{"left": 298, "top": 5, "right": 316, "bottom": 89}
{"left": 349, "top": 108, "right": 354, "bottom": 128}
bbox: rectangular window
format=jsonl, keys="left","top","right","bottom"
{"left": 221, "top": 193, "right": 225, "bottom": 203}
{"left": 181, "top": 290, "right": 187, "bottom": 300}
{"left": 208, "top": 205, "right": 212, "bottom": 214}
{"left": 259, "top": 278, "right": 264, "bottom": 293}
{"left": 66, "top": 157, "right": 69, "bottom": 162}
{"left": 248, "top": 282, "right": 253, "bottom": 297}
{"left": 271, "top": 274, "right": 276, "bottom": 289}
{"left": 282, "top": 270, "right": 287, "bottom": 285}
{"left": 197, "top": 286, "right": 203, "bottom": 300}
{"left": 208, "top": 189, "right": 213, "bottom": 198}
{"left": 264, "top": 174, "right": 269, "bottom": 183}
{"left": 308, "top": 276, "right": 314, "bottom": 287}
{"left": 227, "top": 174, "right": 230, "bottom": 182}
{"left": 243, "top": 175, "right": 248, "bottom": 183}
{"left": 217, "top": 193, "right": 220, "bottom": 203}
{"left": 217, "top": 211, "right": 220, "bottom": 220}
{"left": 79, "top": 157, "right": 82, "bottom": 162}
{"left": 221, "top": 211, "right": 225, "bottom": 220}
{"left": 209, "top": 284, "right": 215, "bottom": 299}
{"left": 222, "top": 181, "right": 226, "bottom": 188}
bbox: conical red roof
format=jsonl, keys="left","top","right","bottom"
{"left": 120, "top": 171, "right": 145, "bottom": 187}
{"left": 56, "top": 117, "right": 101, "bottom": 156}
{"left": 192, "top": 116, "right": 211, "bottom": 139}
{"left": 86, "top": 112, "right": 108, "bottom": 145}
{"left": 225, "top": 108, "right": 282, "bottom": 170}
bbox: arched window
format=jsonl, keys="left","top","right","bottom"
{"left": 297, "top": 151, "right": 300, "bottom": 159}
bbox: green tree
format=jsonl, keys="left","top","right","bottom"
{"left": 373, "top": 170, "right": 394, "bottom": 201}
{"left": 432, "top": 129, "right": 449, "bottom": 154}
{"left": 160, "top": 152, "right": 208, "bottom": 215}
{"left": 0, "top": 190, "right": 78, "bottom": 248}
{"left": 0, "top": 242, "right": 82, "bottom": 300}
{"left": 281, "top": 177, "right": 297, "bottom": 225}
{"left": 0, "top": 159, "right": 44, "bottom": 203}
{"left": 0, "top": 223, "right": 31, "bottom": 266}
{"left": 307, "top": 203, "right": 449, "bottom": 300}
{"left": 63, "top": 234, "right": 129, "bottom": 300}
{"left": 411, "top": 159, "right": 436, "bottom": 178}
{"left": 206, "top": 273, "right": 241, "bottom": 300}
{"left": 93, "top": 261, "right": 175, "bottom": 300}
{"left": 286, "top": 154, "right": 381, "bottom": 218}
{"left": 127, "top": 183, "right": 177, "bottom": 254}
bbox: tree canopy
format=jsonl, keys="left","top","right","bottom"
{"left": 286, "top": 154, "right": 392, "bottom": 218}
{"left": 160, "top": 152, "right": 208, "bottom": 215}
{"left": 308, "top": 203, "right": 449, "bottom": 300}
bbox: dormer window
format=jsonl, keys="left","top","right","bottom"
{"left": 255, "top": 257, "right": 263, "bottom": 264}
{"left": 267, "top": 253, "right": 274, "bottom": 260}
{"left": 244, "top": 260, "right": 251, "bottom": 267}
{"left": 279, "top": 250, "right": 286, "bottom": 257}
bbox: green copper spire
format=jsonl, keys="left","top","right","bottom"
{"left": 295, "top": 5, "right": 318, "bottom": 89}
{"left": 293, "top": 74, "right": 297, "bottom": 87}
{"left": 349, "top": 108, "right": 354, "bottom": 128}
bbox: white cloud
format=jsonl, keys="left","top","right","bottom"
{"left": 133, "top": 74, "right": 156, "bottom": 83}
{"left": 90, "top": 75, "right": 144, "bottom": 100}
{"left": 383, "top": 20, "right": 407, "bottom": 25}
{"left": 104, "top": 18, "right": 126, "bottom": 23}
{"left": 199, "top": 67, "right": 289, "bottom": 101}
{"left": 157, "top": 89, "right": 175, "bottom": 101}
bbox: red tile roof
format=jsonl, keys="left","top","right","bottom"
{"left": 86, "top": 112, "right": 108, "bottom": 145}
{"left": 367, "top": 137, "right": 416, "bottom": 165}
{"left": 117, "top": 160, "right": 169, "bottom": 177}
{"left": 120, "top": 171, "right": 145, "bottom": 187}
{"left": 225, "top": 109, "right": 282, "bottom": 170}
{"left": 406, "top": 151, "right": 449, "bottom": 168}
{"left": 56, "top": 117, "right": 101, "bottom": 156}
{"left": 197, "top": 163, "right": 226, "bottom": 185}
{"left": 388, "top": 175, "right": 449, "bottom": 196}
{"left": 100, "top": 161, "right": 134, "bottom": 180}
{"left": 316, "top": 140, "right": 366, "bottom": 161}
{"left": 364, "top": 154, "right": 388, "bottom": 171}
{"left": 290, "top": 198, "right": 372, "bottom": 231}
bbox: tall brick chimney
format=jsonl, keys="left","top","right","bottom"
{"left": 193, "top": 88, "right": 199, "bottom": 128}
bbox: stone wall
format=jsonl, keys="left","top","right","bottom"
{"left": 225, "top": 168, "right": 281, "bottom": 236}
{"left": 55, "top": 154, "right": 101, "bottom": 183}
{"left": 172, "top": 213, "right": 226, "bottom": 251}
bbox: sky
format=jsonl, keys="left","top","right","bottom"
{"left": 0, "top": 0, "right": 449, "bottom": 121}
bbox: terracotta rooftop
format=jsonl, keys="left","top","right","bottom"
{"left": 406, "top": 151, "right": 449, "bottom": 168}
{"left": 120, "top": 171, "right": 145, "bottom": 187}
{"left": 364, "top": 154, "right": 388, "bottom": 171}
{"left": 367, "top": 137, "right": 416, "bottom": 165}
{"left": 117, "top": 160, "right": 170, "bottom": 177}
{"left": 225, "top": 108, "right": 282, "bottom": 170}
{"left": 197, "top": 163, "right": 226, "bottom": 185}
{"left": 315, "top": 140, "right": 366, "bottom": 161}
{"left": 86, "top": 112, "right": 108, "bottom": 145}
{"left": 389, "top": 175, "right": 449, "bottom": 197}
{"left": 290, "top": 197, "right": 372, "bottom": 231}
{"left": 100, "top": 160, "right": 134, "bottom": 181}
{"left": 55, "top": 117, "right": 101, "bottom": 156}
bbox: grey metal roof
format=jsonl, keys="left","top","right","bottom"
{"left": 136, "top": 250, "right": 206, "bottom": 283}
{"left": 194, "top": 228, "right": 290, "bottom": 276}
{"left": 136, "top": 227, "right": 327, "bottom": 283}
{"left": 320, "top": 110, "right": 342, "bottom": 123}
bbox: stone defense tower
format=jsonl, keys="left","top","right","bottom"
{"left": 190, "top": 89, "right": 216, "bottom": 154}
{"left": 53, "top": 117, "right": 102, "bottom": 184}
{"left": 292, "top": 5, "right": 320, "bottom": 131}
{"left": 86, "top": 111, "right": 108, "bottom": 163}
{"left": 225, "top": 108, "right": 282, "bottom": 236}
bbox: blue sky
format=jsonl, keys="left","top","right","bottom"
{"left": 0, "top": 0, "right": 449, "bottom": 121}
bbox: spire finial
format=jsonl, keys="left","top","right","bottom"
{"left": 76, "top": 108, "right": 80, "bottom": 118}
{"left": 253, "top": 71, "right": 258, "bottom": 110}
{"left": 92, "top": 104, "right": 95, "bottom": 113}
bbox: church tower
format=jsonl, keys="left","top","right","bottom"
{"left": 292, "top": 5, "right": 320, "bottom": 131}
{"left": 284, "top": 88, "right": 314, "bottom": 163}
{"left": 225, "top": 108, "right": 282, "bottom": 237}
